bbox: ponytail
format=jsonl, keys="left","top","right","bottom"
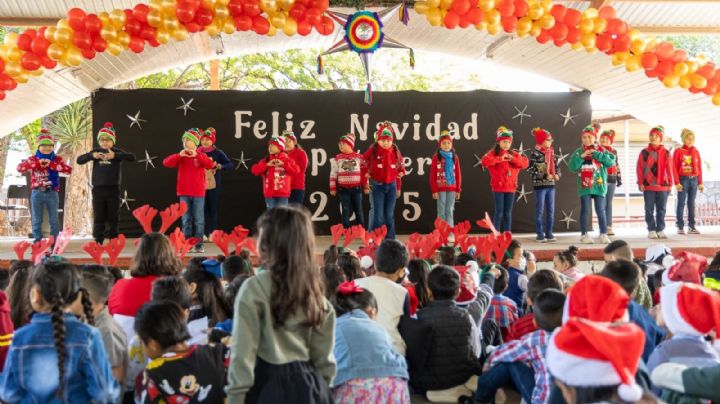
{"left": 332, "top": 281, "right": 377, "bottom": 316}
{"left": 556, "top": 246, "right": 579, "bottom": 267}
{"left": 50, "top": 293, "right": 66, "bottom": 400}
{"left": 78, "top": 287, "right": 95, "bottom": 326}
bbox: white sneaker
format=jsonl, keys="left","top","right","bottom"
{"left": 599, "top": 234, "right": 611, "bottom": 244}
{"left": 657, "top": 231, "right": 668, "bottom": 239}
{"left": 495, "top": 388, "right": 507, "bottom": 404}
{"left": 648, "top": 231, "right": 658, "bottom": 239}
{"left": 580, "top": 234, "right": 594, "bottom": 244}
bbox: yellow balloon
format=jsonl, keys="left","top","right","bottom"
{"left": 674, "top": 62, "right": 689, "bottom": 77}
{"left": 4, "top": 61, "right": 23, "bottom": 77}
{"left": 530, "top": 22, "right": 542, "bottom": 37}
{"left": 679, "top": 75, "right": 692, "bottom": 89}
{"left": 427, "top": 0, "right": 440, "bottom": 8}
{"left": 440, "top": 0, "right": 453, "bottom": 10}
{"left": 579, "top": 18, "right": 594, "bottom": 34}
{"left": 156, "top": 29, "right": 171, "bottom": 44}
{"left": 474, "top": 21, "right": 488, "bottom": 31}
{"left": 663, "top": 74, "right": 679, "bottom": 88}
{"left": 528, "top": 4, "right": 544, "bottom": 20}
{"left": 580, "top": 33, "right": 596, "bottom": 48}
{"left": 149, "top": 0, "right": 163, "bottom": 10}
{"left": 110, "top": 9, "right": 127, "bottom": 30}
{"left": 630, "top": 38, "right": 645, "bottom": 55}
{"left": 571, "top": 42, "right": 584, "bottom": 51}
{"left": 487, "top": 23, "right": 500, "bottom": 35}
{"left": 540, "top": 0, "right": 552, "bottom": 11}
{"left": 686, "top": 61, "right": 699, "bottom": 74}
{"left": 440, "top": 8, "right": 447, "bottom": 19}
{"left": 479, "top": 0, "right": 494, "bottom": 12}
{"left": 214, "top": 4, "right": 230, "bottom": 19}
{"left": 64, "top": 47, "right": 83, "bottom": 67}
{"left": 217, "top": 0, "right": 230, "bottom": 5}
{"left": 173, "top": 27, "right": 189, "bottom": 41}
{"left": 625, "top": 55, "right": 641, "bottom": 72}
{"left": 712, "top": 92, "right": 720, "bottom": 106}
{"left": 118, "top": 32, "right": 131, "bottom": 48}
{"left": 162, "top": 0, "right": 176, "bottom": 10}
{"left": 260, "top": 0, "right": 277, "bottom": 12}
{"left": 206, "top": 23, "right": 221, "bottom": 37}
{"left": 691, "top": 74, "right": 707, "bottom": 89}
{"left": 47, "top": 43, "right": 66, "bottom": 61}
{"left": 627, "top": 29, "right": 640, "bottom": 40}
{"left": 147, "top": 10, "right": 162, "bottom": 27}
{"left": 517, "top": 17, "right": 533, "bottom": 33}
{"left": 29, "top": 67, "right": 44, "bottom": 76}
{"left": 282, "top": 17, "right": 297, "bottom": 36}
{"left": 14, "top": 73, "right": 29, "bottom": 84}
{"left": 6, "top": 47, "right": 21, "bottom": 62}
{"left": 54, "top": 28, "right": 73, "bottom": 45}
{"left": 593, "top": 17, "right": 607, "bottom": 34}
{"left": 270, "top": 13, "right": 286, "bottom": 28}
{"left": 267, "top": 24, "right": 278, "bottom": 37}
{"left": 583, "top": 7, "right": 598, "bottom": 19}
{"left": 44, "top": 26, "right": 57, "bottom": 41}
{"left": 56, "top": 18, "right": 70, "bottom": 30}
{"left": 485, "top": 9, "right": 501, "bottom": 25}
{"left": 538, "top": 14, "right": 555, "bottom": 30}
{"left": 163, "top": 17, "right": 180, "bottom": 31}
{"left": 100, "top": 26, "right": 118, "bottom": 42}
{"left": 203, "top": 0, "right": 216, "bottom": 8}
{"left": 107, "top": 41, "right": 123, "bottom": 56}
{"left": 223, "top": 20, "right": 236, "bottom": 34}
{"left": 278, "top": 0, "right": 294, "bottom": 10}
{"left": 427, "top": 8, "right": 442, "bottom": 26}
{"left": 3, "top": 32, "right": 18, "bottom": 46}
{"left": 414, "top": 1, "right": 430, "bottom": 15}
{"left": 612, "top": 52, "right": 629, "bottom": 66}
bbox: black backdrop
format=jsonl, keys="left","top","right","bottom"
{"left": 92, "top": 88, "right": 590, "bottom": 237}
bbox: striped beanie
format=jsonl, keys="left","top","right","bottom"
{"left": 496, "top": 126, "right": 513, "bottom": 142}
{"left": 339, "top": 133, "right": 356, "bottom": 150}
{"left": 97, "top": 122, "right": 116, "bottom": 144}
{"left": 269, "top": 135, "right": 285, "bottom": 152}
{"left": 37, "top": 129, "right": 55, "bottom": 146}
{"left": 182, "top": 128, "right": 202, "bottom": 146}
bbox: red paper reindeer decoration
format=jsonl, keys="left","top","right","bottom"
{"left": 492, "top": 231, "right": 514, "bottom": 264}
{"left": 362, "top": 225, "right": 388, "bottom": 247}
{"left": 12, "top": 241, "right": 32, "bottom": 261}
{"left": 52, "top": 228, "right": 73, "bottom": 256}
{"left": 168, "top": 228, "right": 200, "bottom": 259}
{"left": 159, "top": 202, "right": 188, "bottom": 234}
{"left": 210, "top": 230, "right": 233, "bottom": 257}
{"left": 105, "top": 235, "right": 126, "bottom": 266}
{"left": 330, "top": 224, "right": 344, "bottom": 246}
{"left": 132, "top": 205, "right": 158, "bottom": 234}
{"left": 31, "top": 236, "right": 54, "bottom": 264}
{"left": 433, "top": 218, "right": 453, "bottom": 245}
{"left": 476, "top": 212, "right": 500, "bottom": 236}
{"left": 343, "top": 225, "right": 366, "bottom": 248}
{"left": 82, "top": 241, "right": 105, "bottom": 264}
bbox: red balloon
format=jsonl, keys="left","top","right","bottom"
{"left": 444, "top": 11, "right": 460, "bottom": 29}
{"left": 21, "top": 53, "right": 41, "bottom": 71}
{"left": 140, "top": 25, "right": 156, "bottom": 40}
{"left": 297, "top": 20, "right": 312, "bottom": 35}
{"left": 551, "top": 22, "right": 568, "bottom": 41}
{"left": 40, "top": 56, "right": 57, "bottom": 69}
{"left": 553, "top": 38, "right": 567, "bottom": 47}
{"left": 72, "top": 31, "right": 93, "bottom": 50}
{"left": 550, "top": 4, "right": 567, "bottom": 22}
{"left": 467, "top": 8, "right": 483, "bottom": 25}
{"left": 606, "top": 18, "right": 627, "bottom": 36}
{"left": 8, "top": 77, "right": 17, "bottom": 90}
{"left": 195, "top": 8, "right": 215, "bottom": 24}
{"left": 148, "top": 38, "right": 161, "bottom": 47}
{"left": 133, "top": 4, "right": 151, "bottom": 23}
{"left": 513, "top": 0, "right": 528, "bottom": 18}
{"left": 234, "top": 15, "right": 253, "bottom": 31}
{"left": 458, "top": 15, "right": 471, "bottom": 29}
{"left": 702, "top": 79, "right": 717, "bottom": 95}
{"left": 305, "top": 7, "right": 323, "bottom": 26}
{"left": 81, "top": 48, "right": 96, "bottom": 60}
{"left": 0, "top": 58, "right": 4, "bottom": 73}
{"left": 129, "top": 36, "right": 145, "bottom": 53}
{"left": 566, "top": 26, "right": 581, "bottom": 44}
{"left": 310, "top": 0, "right": 329, "bottom": 11}
{"left": 598, "top": 5, "right": 616, "bottom": 20}
{"left": 290, "top": 4, "right": 307, "bottom": 21}
{"left": 180, "top": 0, "right": 202, "bottom": 10}
{"left": 0, "top": 91, "right": 5, "bottom": 101}
{"left": 641, "top": 53, "right": 658, "bottom": 70}
{"left": 655, "top": 42, "right": 674, "bottom": 61}
{"left": 698, "top": 64, "right": 716, "bottom": 79}
{"left": 125, "top": 18, "right": 142, "bottom": 36}
{"left": 656, "top": 61, "right": 673, "bottom": 77}
{"left": 228, "top": 0, "right": 244, "bottom": 16}
{"left": 67, "top": 8, "right": 87, "bottom": 32}
{"left": 497, "top": 0, "right": 515, "bottom": 18}
{"left": 124, "top": 9, "right": 133, "bottom": 20}
{"left": 317, "top": 16, "right": 335, "bottom": 35}
{"left": 671, "top": 49, "right": 688, "bottom": 64}
{"left": 17, "top": 33, "right": 33, "bottom": 52}
{"left": 85, "top": 14, "right": 103, "bottom": 35}
{"left": 295, "top": 0, "right": 310, "bottom": 7}
{"left": 185, "top": 22, "right": 201, "bottom": 33}
{"left": 595, "top": 33, "right": 613, "bottom": 53}
{"left": 564, "top": 9, "right": 582, "bottom": 27}
{"left": 612, "top": 35, "right": 631, "bottom": 53}
{"left": 501, "top": 16, "right": 518, "bottom": 33}
{"left": 92, "top": 37, "right": 108, "bottom": 53}
{"left": 252, "top": 16, "right": 270, "bottom": 35}
{"left": 176, "top": 6, "right": 197, "bottom": 23}
{"left": 689, "top": 86, "right": 702, "bottom": 94}
{"left": 536, "top": 30, "right": 552, "bottom": 44}
{"left": 451, "top": 0, "right": 471, "bottom": 15}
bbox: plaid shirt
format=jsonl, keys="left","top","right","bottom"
{"left": 506, "top": 313, "right": 537, "bottom": 341}
{"left": 485, "top": 295, "right": 518, "bottom": 329}
{"left": 487, "top": 329, "right": 551, "bottom": 404}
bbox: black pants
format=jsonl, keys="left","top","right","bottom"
{"left": 246, "top": 358, "right": 332, "bottom": 404}
{"left": 92, "top": 186, "right": 120, "bottom": 244}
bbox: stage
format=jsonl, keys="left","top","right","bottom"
{"left": 1, "top": 226, "right": 718, "bottom": 269}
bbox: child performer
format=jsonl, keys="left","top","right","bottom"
{"left": 329, "top": 133, "right": 368, "bottom": 229}
{"left": 430, "top": 130, "right": 462, "bottom": 227}
{"left": 674, "top": 128, "right": 704, "bottom": 235}
{"left": 282, "top": 130, "right": 308, "bottom": 205}
{"left": 599, "top": 130, "right": 621, "bottom": 236}
{"left": 76, "top": 122, "right": 136, "bottom": 244}
{"left": 527, "top": 127, "right": 559, "bottom": 242}
{"left": 16, "top": 129, "right": 72, "bottom": 242}
{"left": 481, "top": 126, "right": 528, "bottom": 232}
{"left": 162, "top": 128, "right": 215, "bottom": 253}
{"left": 198, "top": 127, "right": 232, "bottom": 237}
{"left": 568, "top": 124, "right": 615, "bottom": 245}
{"left": 637, "top": 125, "right": 674, "bottom": 240}
{"left": 251, "top": 136, "right": 300, "bottom": 209}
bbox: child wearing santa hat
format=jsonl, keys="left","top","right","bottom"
{"left": 599, "top": 129, "right": 622, "bottom": 236}
{"left": 568, "top": 123, "right": 615, "bottom": 245}
{"left": 430, "top": 130, "right": 462, "bottom": 229}
{"left": 282, "top": 130, "right": 308, "bottom": 205}
{"left": 527, "top": 127, "right": 560, "bottom": 242}
{"left": 16, "top": 129, "right": 73, "bottom": 242}
{"left": 163, "top": 128, "right": 216, "bottom": 253}
{"left": 198, "top": 127, "right": 232, "bottom": 238}
{"left": 637, "top": 125, "right": 674, "bottom": 240}
{"left": 329, "top": 133, "right": 368, "bottom": 229}
{"left": 76, "top": 122, "right": 136, "bottom": 244}
{"left": 250, "top": 135, "right": 300, "bottom": 209}
{"left": 673, "top": 128, "right": 704, "bottom": 235}
{"left": 481, "top": 126, "right": 529, "bottom": 233}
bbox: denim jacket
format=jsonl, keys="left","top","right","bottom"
{"left": 0, "top": 313, "right": 120, "bottom": 403}
{"left": 333, "top": 309, "right": 408, "bottom": 386}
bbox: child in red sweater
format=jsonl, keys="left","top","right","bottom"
{"left": 481, "top": 126, "right": 529, "bottom": 232}
{"left": 282, "top": 130, "right": 308, "bottom": 205}
{"left": 363, "top": 122, "right": 405, "bottom": 240}
{"left": 673, "top": 128, "right": 704, "bottom": 235}
{"left": 430, "top": 130, "right": 462, "bottom": 227}
{"left": 251, "top": 136, "right": 300, "bottom": 209}
{"left": 637, "top": 126, "right": 674, "bottom": 240}
{"left": 162, "top": 128, "right": 215, "bottom": 253}
{"left": 330, "top": 133, "right": 368, "bottom": 228}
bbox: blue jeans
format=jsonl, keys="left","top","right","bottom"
{"left": 644, "top": 190, "right": 669, "bottom": 232}
{"left": 368, "top": 182, "right": 375, "bottom": 230}
{"left": 204, "top": 188, "right": 220, "bottom": 236}
{"left": 475, "top": 362, "right": 536, "bottom": 404}
{"left": 534, "top": 187, "right": 555, "bottom": 239}
{"left": 338, "top": 187, "right": 365, "bottom": 229}
{"left": 371, "top": 181, "right": 397, "bottom": 239}
{"left": 580, "top": 194, "right": 607, "bottom": 234}
{"left": 493, "top": 192, "right": 515, "bottom": 232}
{"left": 30, "top": 189, "right": 60, "bottom": 242}
{"left": 437, "top": 191, "right": 456, "bottom": 227}
{"left": 289, "top": 189, "right": 305, "bottom": 205}
{"left": 179, "top": 196, "right": 204, "bottom": 246}
{"left": 676, "top": 176, "right": 698, "bottom": 229}
{"left": 606, "top": 182, "right": 616, "bottom": 227}
{"left": 265, "top": 197, "right": 288, "bottom": 209}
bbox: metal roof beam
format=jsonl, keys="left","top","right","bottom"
{"left": 0, "top": 17, "right": 59, "bottom": 26}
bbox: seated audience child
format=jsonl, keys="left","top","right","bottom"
{"left": 332, "top": 281, "right": 410, "bottom": 403}
{"left": 438, "top": 246, "right": 457, "bottom": 266}
{"left": 322, "top": 264, "right": 346, "bottom": 300}
{"left": 553, "top": 246, "right": 583, "bottom": 282}
{"left": 501, "top": 240, "right": 529, "bottom": 310}
{"left": 507, "top": 269, "right": 563, "bottom": 341}
{"left": 323, "top": 244, "right": 341, "bottom": 265}
{"left": 355, "top": 239, "right": 410, "bottom": 355}
{"left": 135, "top": 301, "right": 228, "bottom": 404}
{"left": 407, "top": 259, "right": 431, "bottom": 311}
{"left": 603, "top": 239, "right": 634, "bottom": 262}
{"left": 412, "top": 265, "right": 482, "bottom": 403}
{"left": 484, "top": 266, "right": 519, "bottom": 340}
{"left": 183, "top": 267, "right": 233, "bottom": 327}
{"left": 6, "top": 263, "right": 32, "bottom": 330}
{"left": 468, "top": 289, "right": 566, "bottom": 404}
{"left": 651, "top": 362, "right": 720, "bottom": 403}
{"left": 337, "top": 252, "right": 364, "bottom": 281}
{"left": 222, "top": 254, "right": 253, "bottom": 285}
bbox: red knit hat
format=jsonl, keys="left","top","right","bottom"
{"left": 282, "top": 130, "right": 297, "bottom": 144}
{"left": 563, "top": 275, "right": 630, "bottom": 324}
{"left": 547, "top": 318, "right": 646, "bottom": 402}
{"left": 339, "top": 133, "right": 356, "bottom": 150}
{"left": 582, "top": 123, "right": 601, "bottom": 139}
{"left": 268, "top": 135, "right": 285, "bottom": 152}
{"left": 37, "top": 129, "right": 55, "bottom": 146}
{"left": 201, "top": 127, "right": 216, "bottom": 144}
{"left": 496, "top": 126, "right": 513, "bottom": 142}
{"left": 600, "top": 129, "right": 615, "bottom": 144}
{"left": 182, "top": 128, "right": 202, "bottom": 146}
{"left": 97, "top": 122, "right": 116, "bottom": 144}
{"left": 438, "top": 130, "right": 453, "bottom": 146}
{"left": 532, "top": 127, "right": 552, "bottom": 145}
{"left": 650, "top": 125, "right": 665, "bottom": 142}
{"left": 376, "top": 121, "right": 395, "bottom": 141}
{"left": 662, "top": 252, "right": 708, "bottom": 285}
{"left": 660, "top": 282, "right": 720, "bottom": 345}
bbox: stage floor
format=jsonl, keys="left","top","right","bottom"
{"left": 2, "top": 226, "right": 719, "bottom": 268}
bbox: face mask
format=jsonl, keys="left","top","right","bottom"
{"left": 518, "top": 256, "right": 528, "bottom": 271}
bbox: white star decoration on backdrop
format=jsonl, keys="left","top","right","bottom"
{"left": 176, "top": 97, "right": 196, "bottom": 116}
{"left": 516, "top": 184, "right": 532, "bottom": 203}
{"left": 560, "top": 108, "right": 578, "bottom": 127}
{"left": 561, "top": 210, "right": 577, "bottom": 229}
{"left": 120, "top": 190, "right": 135, "bottom": 211}
{"left": 512, "top": 105, "right": 531, "bottom": 125}
{"left": 473, "top": 154, "right": 486, "bottom": 171}
{"left": 517, "top": 142, "right": 530, "bottom": 155}
{"left": 138, "top": 150, "right": 157, "bottom": 171}
{"left": 126, "top": 110, "right": 147, "bottom": 130}
{"left": 557, "top": 147, "right": 570, "bottom": 166}
{"left": 233, "top": 151, "right": 253, "bottom": 170}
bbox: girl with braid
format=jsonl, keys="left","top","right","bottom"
{"left": 0, "top": 262, "right": 119, "bottom": 403}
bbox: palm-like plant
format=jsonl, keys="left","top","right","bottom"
{"left": 47, "top": 98, "right": 91, "bottom": 155}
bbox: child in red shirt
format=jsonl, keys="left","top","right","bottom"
{"left": 251, "top": 136, "right": 300, "bottom": 209}
{"left": 282, "top": 130, "right": 308, "bottom": 205}
{"left": 162, "top": 128, "right": 215, "bottom": 253}
{"left": 330, "top": 133, "right": 368, "bottom": 229}
{"left": 430, "top": 130, "right": 462, "bottom": 228}
{"left": 637, "top": 126, "right": 674, "bottom": 240}
{"left": 673, "top": 128, "right": 704, "bottom": 235}
{"left": 481, "top": 126, "right": 529, "bottom": 232}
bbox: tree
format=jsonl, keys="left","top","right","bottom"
{"left": 659, "top": 35, "right": 720, "bottom": 64}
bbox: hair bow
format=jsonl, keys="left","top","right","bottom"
{"left": 337, "top": 281, "right": 364, "bottom": 296}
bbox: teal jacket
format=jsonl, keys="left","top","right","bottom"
{"left": 568, "top": 147, "right": 616, "bottom": 197}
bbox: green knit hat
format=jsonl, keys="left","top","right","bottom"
{"left": 495, "top": 126, "right": 513, "bottom": 142}
{"left": 37, "top": 129, "right": 55, "bottom": 146}
{"left": 182, "top": 128, "right": 202, "bottom": 146}
{"left": 97, "top": 122, "right": 116, "bottom": 144}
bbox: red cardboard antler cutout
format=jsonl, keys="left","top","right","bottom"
{"left": 210, "top": 230, "right": 232, "bottom": 257}
{"left": 167, "top": 228, "right": 199, "bottom": 258}
{"left": 82, "top": 241, "right": 105, "bottom": 264}
{"left": 492, "top": 232, "right": 514, "bottom": 264}
{"left": 343, "top": 225, "right": 366, "bottom": 248}
{"left": 13, "top": 241, "right": 31, "bottom": 261}
{"left": 417, "top": 234, "right": 441, "bottom": 260}
{"left": 368, "top": 226, "right": 388, "bottom": 245}
{"left": 232, "top": 225, "right": 250, "bottom": 238}
{"left": 31, "top": 236, "right": 54, "bottom": 264}
{"left": 477, "top": 235, "right": 495, "bottom": 264}
{"left": 433, "top": 218, "right": 452, "bottom": 245}
{"left": 229, "top": 231, "right": 248, "bottom": 254}
{"left": 330, "top": 224, "right": 345, "bottom": 246}
{"left": 476, "top": 212, "right": 499, "bottom": 237}
{"left": 52, "top": 228, "right": 73, "bottom": 256}
{"left": 133, "top": 205, "right": 158, "bottom": 234}
{"left": 239, "top": 238, "right": 258, "bottom": 256}
{"left": 453, "top": 221, "right": 471, "bottom": 238}
{"left": 105, "top": 235, "right": 126, "bottom": 266}
{"left": 159, "top": 202, "right": 187, "bottom": 234}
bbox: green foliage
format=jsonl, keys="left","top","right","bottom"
{"left": 46, "top": 98, "right": 91, "bottom": 154}
{"left": 659, "top": 35, "right": 720, "bottom": 64}
{"left": 13, "top": 119, "right": 42, "bottom": 152}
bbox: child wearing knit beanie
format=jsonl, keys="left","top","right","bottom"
{"left": 251, "top": 136, "right": 301, "bottom": 209}
{"left": 330, "top": 133, "right": 368, "bottom": 229}
{"left": 673, "top": 128, "right": 704, "bottom": 235}
{"left": 430, "top": 130, "right": 462, "bottom": 230}
{"left": 637, "top": 125, "right": 674, "bottom": 240}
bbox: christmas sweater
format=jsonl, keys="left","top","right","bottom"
{"left": 481, "top": 150, "right": 529, "bottom": 193}
{"left": 603, "top": 146, "right": 622, "bottom": 185}
{"left": 329, "top": 152, "right": 367, "bottom": 192}
{"left": 16, "top": 154, "right": 72, "bottom": 191}
{"left": 250, "top": 152, "right": 300, "bottom": 198}
{"left": 363, "top": 144, "right": 404, "bottom": 190}
{"left": 286, "top": 147, "right": 308, "bottom": 191}
{"left": 527, "top": 148, "right": 560, "bottom": 189}
{"left": 568, "top": 146, "right": 615, "bottom": 197}
{"left": 429, "top": 152, "right": 462, "bottom": 193}
{"left": 673, "top": 146, "right": 703, "bottom": 185}
{"left": 163, "top": 151, "right": 215, "bottom": 197}
{"left": 637, "top": 145, "right": 674, "bottom": 192}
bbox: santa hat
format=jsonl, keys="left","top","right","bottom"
{"left": 454, "top": 261, "right": 480, "bottom": 304}
{"left": 547, "top": 318, "right": 646, "bottom": 402}
{"left": 268, "top": 135, "right": 285, "bottom": 152}
{"left": 650, "top": 125, "right": 665, "bottom": 141}
{"left": 532, "top": 127, "right": 552, "bottom": 145}
{"left": 201, "top": 127, "right": 216, "bottom": 144}
{"left": 660, "top": 282, "right": 720, "bottom": 344}
{"left": 438, "top": 130, "right": 453, "bottom": 146}
{"left": 662, "top": 251, "right": 708, "bottom": 286}
{"left": 376, "top": 121, "right": 395, "bottom": 141}
{"left": 182, "top": 128, "right": 202, "bottom": 146}
{"left": 600, "top": 129, "right": 615, "bottom": 144}
{"left": 680, "top": 128, "right": 695, "bottom": 142}
{"left": 562, "top": 275, "right": 629, "bottom": 324}
{"left": 97, "top": 122, "right": 116, "bottom": 144}
{"left": 37, "top": 129, "right": 55, "bottom": 146}
{"left": 339, "top": 133, "right": 356, "bottom": 150}
{"left": 282, "top": 130, "right": 297, "bottom": 144}
{"left": 496, "top": 126, "right": 513, "bottom": 142}
{"left": 582, "top": 123, "right": 601, "bottom": 139}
